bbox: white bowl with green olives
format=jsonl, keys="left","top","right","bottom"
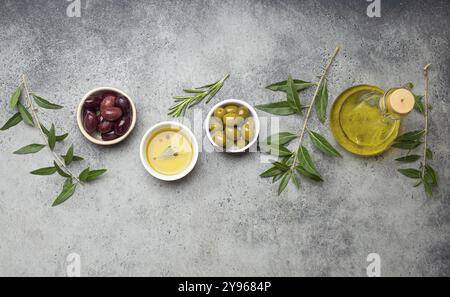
{"left": 205, "top": 99, "right": 260, "bottom": 153}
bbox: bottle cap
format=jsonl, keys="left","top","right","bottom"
{"left": 386, "top": 88, "right": 415, "bottom": 115}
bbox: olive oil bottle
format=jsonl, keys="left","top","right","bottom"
{"left": 330, "top": 84, "right": 415, "bottom": 156}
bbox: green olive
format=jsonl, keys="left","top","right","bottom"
{"left": 213, "top": 131, "right": 226, "bottom": 147}
{"left": 242, "top": 120, "right": 255, "bottom": 141}
{"left": 236, "top": 137, "right": 248, "bottom": 149}
{"left": 214, "top": 107, "right": 226, "bottom": 119}
{"left": 224, "top": 105, "right": 238, "bottom": 114}
{"left": 209, "top": 117, "right": 223, "bottom": 133}
{"left": 237, "top": 106, "right": 250, "bottom": 118}
{"left": 222, "top": 113, "right": 238, "bottom": 126}
{"left": 225, "top": 126, "right": 239, "bottom": 142}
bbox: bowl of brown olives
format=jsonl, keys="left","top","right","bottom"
{"left": 205, "top": 99, "right": 260, "bottom": 153}
{"left": 77, "top": 87, "right": 136, "bottom": 145}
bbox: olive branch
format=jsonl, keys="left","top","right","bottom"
{"left": 1, "top": 75, "right": 107, "bottom": 206}
{"left": 256, "top": 47, "right": 342, "bottom": 194}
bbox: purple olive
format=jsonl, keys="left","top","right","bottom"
{"left": 83, "top": 111, "right": 98, "bottom": 134}
{"left": 100, "top": 95, "right": 116, "bottom": 112}
{"left": 116, "top": 96, "right": 131, "bottom": 113}
{"left": 98, "top": 119, "right": 114, "bottom": 133}
{"left": 102, "top": 130, "right": 119, "bottom": 141}
{"left": 84, "top": 96, "right": 102, "bottom": 109}
{"left": 101, "top": 107, "right": 122, "bottom": 121}
{"left": 114, "top": 116, "right": 131, "bottom": 136}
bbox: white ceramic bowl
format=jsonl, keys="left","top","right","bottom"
{"left": 205, "top": 99, "right": 260, "bottom": 153}
{"left": 140, "top": 121, "right": 199, "bottom": 181}
{"left": 77, "top": 87, "right": 137, "bottom": 145}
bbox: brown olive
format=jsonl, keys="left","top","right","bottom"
{"left": 213, "top": 131, "right": 226, "bottom": 147}
{"left": 237, "top": 106, "right": 250, "bottom": 118}
{"left": 84, "top": 96, "right": 102, "bottom": 110}
{"left": 100, "top": 95, "right": 116, "bottom": 111}
{"left": 83, "top": 111, "right": 98, "bottom": 134}
{"left": 97, "top": 119, "right": 114, "bottom": 134}
{"left": 209, "top": 117, "right": 223, "bottom": 133}
{"left": 116, "top": 96, "right": 131, "bottom": 113}
{"left": 114, "top": 116, "right": 131, "bottom": 136}
{"left": 102, "top": 130, "right": 119, "bottom": 141}
{"left": 101, "top": 107, "right": 123, "bottom": 121}
{"left": 214, "top": 107, "right": 226, "bottom": 119}
{"left": 225, "top": 126, "right": 239, "bottom": 142}
{"left": 224, "top": 105, "right": 238, "bottom": 114}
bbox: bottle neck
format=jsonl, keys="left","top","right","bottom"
{"left": 379, "top": 88, "right": 413, "bottom": 120}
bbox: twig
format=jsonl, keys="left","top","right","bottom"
{"left": 421, "top": 64, "right": 431, "bottom": 178}
{"left": 21, "top": 75, "right": 82, "bottom": 184}
{"left": 291, "top": 47, "right": 340, "bottom": 169}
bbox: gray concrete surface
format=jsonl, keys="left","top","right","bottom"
{"left": 0, "top": 0, "right": 449, "bottom": 277}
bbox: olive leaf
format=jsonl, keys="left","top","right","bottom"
{"left": 0, "top": 112, "right": 23, "bottom": 131}
{"left": 32, "top": 94, "right": 63, "bottom": 110}
{"left": 255, "top": 101, "right": 298, "bottom": 116}
{"left": 30, "top": 166, "right": 57, "bottom": 175}
{"left": 426, "top": 148, "right": 433, "bottom": 160}
{"left": 397, "top": 168, "right": 421, "bottom": 179}
{"left": 395, "top": 155, "right": 421, "bottom": 163}
{"left": 85, "top": 169, "right": 107, "bottom": 182}
{"left": 41, "top": 124, "right": 68, "bottom": 142}
{"left": 52, "top": 182, "right": 76, "bottom": 207}
{"left": 277, "top": 171, "right": 291, "bottom": 195}
{"left": 314, "top": 80, "right": 328, "bottom": 124}
{"left": 18, "top": 103, "right": 34, "bottom": 126}
{"left": 262, "top": 132, "right": 297, "bottom": 146}
{"left": 54, "top": 161, "right": 70, "bottom": 178}
{"left": 308, "top": 130, "right": 342, "bottom": 158}
{"left": 48, "top": 124, "right": 56, "bottom": 150}
{"left": 10, "top": 85, "right": 22, "bottom": 109}
{"left": 391, "top": 141, "right": 422, "bottom": 150}
{"left": 259, "top": 142, "right": 292, "bottom": 157}
{"left": 266, "top": 79, "right": 314, "bottom": 92}
{"left": 395, "top": 130, "right": 425, "bottom": 142}
{"left": 260, "top": 166, "right": 285, "bottom": 178}
{"left": 414, "top": 95, "right": 424, "bottom": 114}
{"left": 61, "top": 155, "right": 84, "bottom": 162}
{"left": 296, "top": 146, "right": 323, "bottom": 181}
{"left": 64, "top": 144, "right": 74, "bottom": 165}
{"left": 79, "top": 167, "right": 90, "bottom": 182}
{"left": 286, "top": 75, "right": 302, "bottom": 114}
{"left": 290, "top": 171, "right": 300, "bottom": 189}
{"left": 13, "top": 144, "right": 46, "bottom": 155}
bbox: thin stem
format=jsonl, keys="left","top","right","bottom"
{"left": 291, "top": 47, "right": 340, "bottom": 169}
{"left": 22, "top": 75, "right": 82, "bottom": 184}
{"left": 421, "top": 64, "right": 431, "bottom": 178}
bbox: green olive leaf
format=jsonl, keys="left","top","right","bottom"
{"left": 79, "top": 167, "right": 90, "bottom": 182}
{"left": 86, "top": 169, "right": 107, "bottom": 182}
{"left": 391, "top": 140, "right": 422, "bottom": 150}
{"left": 290, "top": 171, "right": 300, "bottom": 189}
{"left": 32, "top": 94, "right": 63, "bottom": 110}
{"left": 10, "top": 85, "right": 22, "bottom": 109}
{"left": 277, "top": 171, "right": 291, "bottom": 195}
{"left": 41, "top": 124, "right": 68, "bottom": 142}
{"left": 286, "top": 75, "right": 302, "bottom": 114}
{"left": 64, "top": 144, "right": 74, "bottom": 165}
{"left": 61, "top": 155, "right": 84, "bottom": 162}
{"left": 395, "top": 155, "right": 421, "bottom": 162}
{"left": 314, "top": 80, "right": 328, "bottom": 124}
{"left": 398, "top": 168, "right": 421, "bottom": 179}
{"left": 255, "top": 101, "right": 298, "bottom": 116}
{"left": 414, "top": 95, "right": 424, "bottom": 114}
{"left": 259, "top": 142, "right": 292, "bottom": 157}
{"left": 296, "top": 146, "right": 323, "bottom": 181}
{"left": 0, "top": 112, "right": 23, "bottom": 131}
{"left": 30, "top": 166, "right": 57, "bottom": 175}
{"left": 13, "top": 143, "right": 46, "bottom": 155}
{"left": 266, "top": 79, "right": 314, "bottom": 92}
{"left": 260, "top": 166, "right": 284, "bottom": 178}
{"left": 262, "top": 132, "right": 297, "bottom": 146}
{"left": 395, "top": 130, "right": 425, "bottom": 142}
{"left": 424, "top": 165, "right": 437, "bottom": 187}
{"left": 308, "top": 130, "right": 342, "bottom": 158}
{"left": 426, "top": 149, "right": 433, "bottom": 160}
{"left": 54, "top": 161, "right": 70, "bottom": 178}
{"left": 52, "top": 183, "right": 77, "bottom": 207}
{"left": 48, "top": 124, "right": 56, "bottom": 150}
{"left": 18, "top": 103, "right": 34, "bottom": 126}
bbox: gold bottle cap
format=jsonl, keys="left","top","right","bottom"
{"left": 386, "top": 88, "right": 415, "bottom": 115}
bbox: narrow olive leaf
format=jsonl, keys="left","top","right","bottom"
{"left": 395, "top": 155, "right": 421, "bottom": 162}
{"left": 13, "top": 143, "right": 45, "bottom": 155}
{"left": 271, "top": 161, "right": 290, "bottom": 171}
{"left": 414, "top": 95, "right": 424, "bottom": 114}
{"left": 48, "top": 124, "right": 56, "bottom": 150}
{"left": 297, "top": 146, "right": 322, "bottom": 180}
{"left": 266, "top": 79, "right": 314, "bottom": 92}
{"left": 291, "top": 171, "right": 300, "bottom": 189}
{"left": 255, "top": 101, "right": 297, "bottom": 116}
{"left": 86, "top": 169, "right": 107, "bottom": 182}
{"left": 259, "top": 142, "right": 292, "bottom": 157}
{"left": 41, "top": 124, "right": 68, "bottom": 142}
{"left": 314, "top": 81, "right": 328, "bottom": 124}
{"left": 263, "top": 132, "right": 297, "bottom": 146}
{"left": 286, "top": 75, "right": 302, "bottom": 114}
{"left": 64, "top": 144, "right": 74, "bottom": 165}
{"left": 63, "top": 177, "right": 73, "bottom": 189}
{"left": 296, "top": 165, "right": 323, "bottom": 181}
{"left": 79, "top": 167, "right": 90, "bottom": 182}
{"left": 0, "top": 112, "right": 22, "bottom": 131}
{"left": 424, "top": 165, "right": 437, "bottom": 186}
{"left": 308, "top": 130, "right": 342, "bottom": 158}
{"left": 413, "top": 180, "right": 422, "bottom": 187}
{"left": 426, "top": 149, "right": 433, "bottom": 160}
{"left": 18, "top": 103, "right": 34, "bottom": 126}
{"left": 32, "top": 94, "right": 63, "bottom": 110}
{"left": 30, "top": 166, "right": 57, "bottom": 175}
{"left": 10, "top": 85, "right": 21, "bottom": 109}
{"left": 54, "top": 161, "right": 70, "bottom": 178}
{"left": 277, "top": 171, "right": 291, "bottom": 195}
{"left": 397, "top": 168, "right": 421, "bottom": 179}
{"left": 395, "top": 130, "right": 425, "bottom": 142}
{"left": 52, "top": 183, "right": 77, "bottom": 207}
{"left": 62, "top": 155, "right": 84, "bottom": 162}
{"left": 260, "top": 166, "right": 284, "bottom": 178}
{"left": 423, "top": 179, "right": 432, "bottom": 196}
{"left": 183, "top": 89, "right": 205, "bottom": 94}
{"left": 391, "top": 141, "right": 422, "bottom": 150}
